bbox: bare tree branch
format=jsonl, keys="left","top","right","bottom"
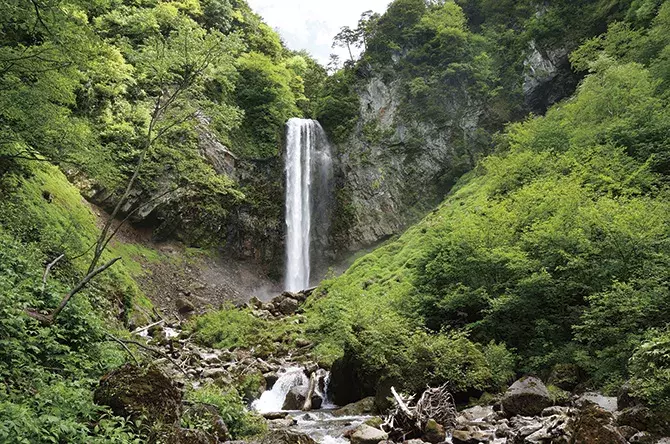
{"left": 105, "top": 333, "right": 140, "bottom": 365}
{"left": 41, "top": 253, "right": 65, "bottom": 293}
{"left": 26, "top": 257, "right": 122, "bottom": 325}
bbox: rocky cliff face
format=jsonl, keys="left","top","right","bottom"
{"left": 330, "top": 75, "right": 480, "bottom": 252}
{"left": 327, "top": 41, "right": 577, "bottom": 255}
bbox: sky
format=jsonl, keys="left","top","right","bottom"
{"left": 245, "top": 0, "right": 391, "bottom": 66}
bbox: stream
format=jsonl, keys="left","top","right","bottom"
{"left": 252, "top": 367, "right": 371, "bottom": 444}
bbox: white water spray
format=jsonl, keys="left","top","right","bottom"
{"left": 284, "top": 118, "right": 333, "bottom": 292}
{"left": 252, "top": 367, "right": 308, "bottom": 413}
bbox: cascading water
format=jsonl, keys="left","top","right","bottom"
{"left": 284, "top": 118, "right": 333, "bottom": 292}
{"left": 252, "top": 367, "right": 308, "bottom": 413}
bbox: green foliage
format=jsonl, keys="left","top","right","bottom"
{"left": 185, "top": 384, "right": 266, "bottom": 438}
{"left": 308, "top": 11, "right": 670, "bottom": 395}
{"left": 232, "top": 52, "right": 303, "bottom": 157}
{"left": 188, "top": 305, "right": 303, "bottom": 357}
{"left": 628, "top": 328, "right": 670, "bottom": 408}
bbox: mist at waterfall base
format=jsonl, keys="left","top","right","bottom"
{"left": 284, "top": 118, "right": 334, "bottom": 292}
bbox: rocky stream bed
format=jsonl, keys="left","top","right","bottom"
{"left": 95, "top": 290, "right": 670, "bottom": 444}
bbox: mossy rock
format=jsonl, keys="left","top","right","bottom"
{"left": 94, "top": 364, "right": 182, "bottom": 426}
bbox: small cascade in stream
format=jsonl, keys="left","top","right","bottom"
{"left": 284, "top": 118, "right": 334, "bottom": 292}
{"left": 252, "top": 367, "right": 308, "bottom": 413}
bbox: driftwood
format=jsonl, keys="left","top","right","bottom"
{"left": 382, "top": 384, "right": 456, "bottom": 441}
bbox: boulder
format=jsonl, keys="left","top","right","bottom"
{"left": 617, "top": 405, "right": 670, "bottom": 435}
{"left": 422, "top": 419, "right": 445, "bottom": 444}
{"left": 333, "top": 397, "right": 376, "bottom": 417}
{"left": 350, "top": 424, "right": 389, "bottom": 444}
{"left": 94, "top": 364, "right": 182, "bottom": 425}
{"left": 570, "top": 403, "right": 626, "bottom": 444}
{"left": 577, "top": 392, "right": 618, "bottom": 413}
{"left": 279, "top": 297, "right": 300, "bottom": 315}
{"left": 502, "top": 376, "right": 552, "bottom": 417}
{"left": 176, "top": 298, "right": 195, "bottom": 315}
{"left": 282, "top": 385, "right": 323, "bottom": 410}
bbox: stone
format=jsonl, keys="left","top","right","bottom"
{"left": 94, "top": 364, "right": 182, "bottom": 426}
{"left": 333, "top": 397, "right": 376, "bottom": 417}
{"left": 259, "top": 429, "right": 317, "bottom": 444}
{"left": 458, "top": 405, "right": 495, "bottom": 422}
{"left": 422, "top": 419, "right": 446, "bottom": 444}
{"left": 542, "top": 405, "right": 570, "bottom": 417}
{"left": 630, "top": 432, "right": 656, "bottom": 443}
{"left": 616, "top": 425, "right": 639, "bottom": 440}
{"left": 577, "top": 392, "right": 617, "bottom": 412}
{"left": 264, "top": 372, "right": 279, "bottom": 389}
{"left": 176, "top": 298, "right": 195, "bottom": 315}
{"left": 570, "top": 403, "right": 626, "bottom": 444}
{"left": 350, "top": 424, "right": 388, "bottom": 444}
{"left": 617, "top": 405, "right": 670, "bottom": 436}
{"left": 201, "top": 367, "right": 228, "bottom": 379}
{"left": 403, "top": 440, "right": 425, "bottom": 444}
{"left": 502, "top": 376, "right": 552, "bottom": 417}
{"left": 263, "top": 411, "right": 289, "bottom": 420}
{"left": 279, "top": 297, "right": 300, "bottom": 315}
{"left": 451, "top": 430, "right": 493, "bottom": 444}
{"left": 282, "top": 385, "right": 323, "bottom": 410}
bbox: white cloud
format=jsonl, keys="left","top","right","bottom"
{"left": 246, "top": 0, "right": 391, "bottom": 66}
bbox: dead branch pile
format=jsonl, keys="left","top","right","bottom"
{"left": 382, "top": 384, "right": 456, "bottom": 441}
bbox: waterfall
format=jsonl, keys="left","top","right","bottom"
{"left": 252, "top": 367, "right": 308, "bottom": 413}
{"left": 285, "top": 118, "right": 333, "bottom": 292}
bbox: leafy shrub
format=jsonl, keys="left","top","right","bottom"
{"left": 628, "top": 328, "right": 670, "bottom": 408}
{"left": 186, "top": 384, "right": 266, "bottom": 439}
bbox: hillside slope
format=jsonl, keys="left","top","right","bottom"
{"left": 305, "top": 1, "right": 670, "bottom": 408}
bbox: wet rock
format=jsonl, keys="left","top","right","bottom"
{"left": 403, "top": 440, "right": 425, "bottom": 444}
{"left": 334, "top": 397, "right": 376, "bottom": 417}
{"left": 282, "top": 385, "right": 323, "bottom": 410}
{"left": 502, "top": 376, "right": 552, "bottom": 417}
{"left": 263, "top": 412, "right": 289, "bottom": 420}
{"left": 264, "top": 372, "right": 279, "bottom": 389}
{"left": 94, "top": 364, "right": 182, "bottom": 425}
{"left": 279, "top": 297, "right": 299, "bottom": 315}
{"left": 422, "top": 419, "right": 445, "bottom": 444}
{"left": 349, "top": 424, "right": 388, "bottom": 444}
{"left": 451, "top": 430, "right": 493, "bottom": 444}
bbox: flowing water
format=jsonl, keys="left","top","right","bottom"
{"left": 252, "top": 367, "right": 369, "bottom": 444}
{"left": 284, "top": 118, "right": 333, "bottom": 292}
